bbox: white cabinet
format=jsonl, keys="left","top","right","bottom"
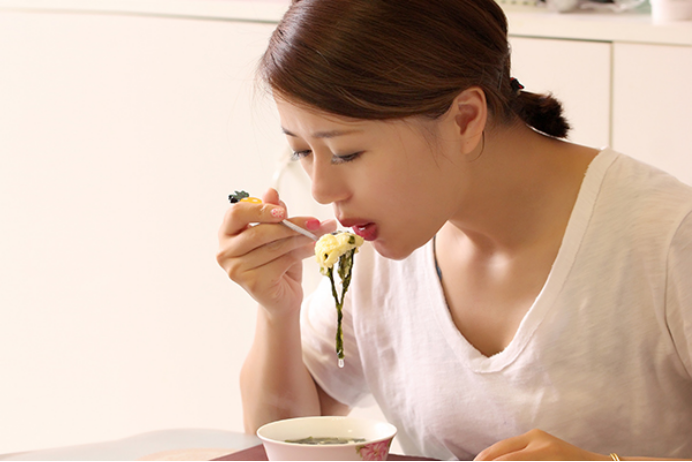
{"left": 509, "top": 35, "right": 692, "bottom": 187}
{"left": 509, "top": 36, "right": 612, "bottom": 148}
{"left": 612, "top": 42, "right": 692, "bottom": 185}
{"left": 505, "top": 6, "right": 692, "bottom": 185}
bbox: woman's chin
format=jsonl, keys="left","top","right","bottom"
{"left": 372, "top": 240, "right": 415, "bottom": 261}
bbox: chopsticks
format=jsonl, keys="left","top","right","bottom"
{"left": 281, "top": 220, "right": 318, "bottom": 241}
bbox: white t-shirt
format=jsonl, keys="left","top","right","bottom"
{"left": 300, "top": 149, "right": 692, "bottom": 460}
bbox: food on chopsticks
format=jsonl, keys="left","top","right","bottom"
{"left": 315, "top": 231, "right": 364, "bottom": 368}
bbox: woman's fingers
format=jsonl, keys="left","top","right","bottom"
{"left": 261, "top": 188, "right": 285, "bottom": 207}
{"left": 218, "top": 200, "right": 286, "bottom": 238}
{"left": 220, "top": 217, "right": 326, "bottom": 260}
{"left": 239, "top": 245, "right": 312, "bottom": 292}
{"left": 474, "top": 429, "right": 607, "bottom": 461}
{"left": 475, "top": 433, "right": 529, "bottom": 461}
{"left": 218, "top": 218, "right": 334, "bottom": 279}
{"left": 220, "top": 233, "right": 310, "bottom": 280}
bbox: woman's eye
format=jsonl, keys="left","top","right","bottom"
{"left": 290, "top": 150, "right": 312, "bottom": 161}
{"left": 331, "top": 151, "right": 363, "bottom": 164}
{"left": 290, "top": 150, "right": 363, "bottom": 164}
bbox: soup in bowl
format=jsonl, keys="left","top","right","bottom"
{"left": 257, "top": 416, "right": 397, "bottom": 461}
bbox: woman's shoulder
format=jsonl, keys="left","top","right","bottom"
{"left": 604, "top": 149, "right": 692, "bottom": 201}
{"left": 596, "top": 149, "right": 692, "bottom": 218}
{"left": 585, "top": 148, "right": 692, "bottom": 247}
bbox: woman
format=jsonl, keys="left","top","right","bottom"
{"left": 217, "top": 0, "right": 692, "bottom": 459}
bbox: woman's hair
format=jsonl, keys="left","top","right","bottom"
{"left": 259, "top": 0, "right": 570, "bottom": 138}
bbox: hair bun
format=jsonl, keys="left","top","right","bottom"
{"left": 510, "top": 91, "right": 570, "bottom": 139}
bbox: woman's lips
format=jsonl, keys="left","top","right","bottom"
{"left": 340, "top": 219, "right": 378, "bottom": 241}
{"left": 352, "top": 223, "right": 378, "bottom": 241}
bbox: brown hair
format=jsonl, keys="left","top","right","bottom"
{"left": 259, "top": 0, "right": 570, "bottom": 138}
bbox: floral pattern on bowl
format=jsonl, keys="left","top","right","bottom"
{"left": 357, "top": 438, "right": 393, "bottom": 461}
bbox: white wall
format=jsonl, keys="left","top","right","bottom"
{"left": 0, "top": 10, "right": 289, "bottom": 453}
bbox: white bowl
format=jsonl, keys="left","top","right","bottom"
{"left": 257, "top": 416, "right": 397, "bottom": 461}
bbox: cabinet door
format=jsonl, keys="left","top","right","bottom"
{"left": 612, "top": 42, "right": 692, "bottom": 186}
{"left": 509, "top": 36, "right": 612, "bottom": 148}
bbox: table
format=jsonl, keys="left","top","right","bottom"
{"left": 0, "top": 429, "right": 260, "bottom": 461}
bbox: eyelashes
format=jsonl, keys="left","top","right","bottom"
{"left": 332, "top": 151, "right": 363, "bottom": 164}
{"left": 289, "top": 150, "right": 311, "bottom": 161}
{"left": 290, "top": 150, "right": 364, "bottom": 164}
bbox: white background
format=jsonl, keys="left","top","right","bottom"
{"left": 0, "top": 10, "right": 292, "bottom": 453}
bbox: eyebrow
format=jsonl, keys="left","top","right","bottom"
{"left": 281, "top": 127, "right": 362, "bottom": 139}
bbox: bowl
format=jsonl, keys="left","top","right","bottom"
{"left": 257, "top": 416, "right": 397, "bottom": 461}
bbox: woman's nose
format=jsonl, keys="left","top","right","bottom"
{"left": 308, "top": 156, "right": 349, "bottom": 205}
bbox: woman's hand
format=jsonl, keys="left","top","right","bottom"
{"left": 216, "top": 188, "right": 335, "bottom": 314}
{"left": 474, "top": 429, "right": 610, "bottom": 461}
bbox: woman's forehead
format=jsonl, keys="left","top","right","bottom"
{"left": 275, "top": 97, "right": 436, "bottom": 140}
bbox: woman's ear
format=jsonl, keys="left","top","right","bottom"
{"left": 451, "top": 87, "right": 487, "bottom": 155}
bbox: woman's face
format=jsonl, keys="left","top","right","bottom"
{"left": 276, "top": 98, "right": 468, "bottom": 260}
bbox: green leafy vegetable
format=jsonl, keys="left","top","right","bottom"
{"left": 228, "top": 190, "right": 250, "bottom": 203}
{"left": 326, "top": 248, "right": 356, "bottom": 362}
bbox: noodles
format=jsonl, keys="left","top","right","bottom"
{"left": 315, "top": 232, "right": 364, "bottom": 367}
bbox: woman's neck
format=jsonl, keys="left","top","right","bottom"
{"left": 443, "top": 122, "right": 599, "bottom": 256}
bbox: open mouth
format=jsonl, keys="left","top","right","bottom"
{"left": 339, "top": 218, "right": 378, "bottom": 241}
{"left": 350, "top": 223, "right": 378, "bottom": 241}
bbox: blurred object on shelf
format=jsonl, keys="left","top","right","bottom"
{"left": 650, "top": 0, "right": 692, "bottom": 22}
{"left": 496, "top": 0, "right": 540, "bottom": 6}
{"left": 536, "top": 0, "right": 646, "bottom": 11}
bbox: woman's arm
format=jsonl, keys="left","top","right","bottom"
{"left": 240, "top": 307, "right": 318, "bottom": 432}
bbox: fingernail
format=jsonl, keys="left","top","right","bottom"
{"left": 306, "top": 219, "right": 321, "bottom": 230}
{"left": 271, "top": 208, "right": 285, "bottom": 219}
